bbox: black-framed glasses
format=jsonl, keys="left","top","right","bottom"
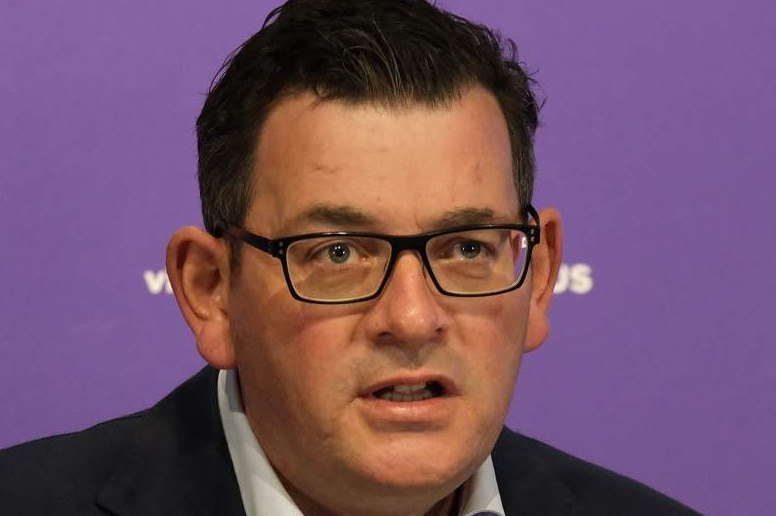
{"left": 227, "top": 205, "right": 541, "bottom": 304}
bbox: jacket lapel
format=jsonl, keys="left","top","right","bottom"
{"left": 492, "top": 429, "right": 577, "bottom": 515}
{"left": 95, "top": 368, "right": 246, "bottom": 516}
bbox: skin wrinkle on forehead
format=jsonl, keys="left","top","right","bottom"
{"left": 249, "top": 89, "right": 517, "bottom": 220}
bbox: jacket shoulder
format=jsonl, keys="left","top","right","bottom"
{"left": 0, "top": 367, "right": 224, "bottom": 516}
{"left": 492, "top": 429, "right": 700, "bottom": 515}
{"left": 0, "top": 411, "right": 145, "bottom": 514}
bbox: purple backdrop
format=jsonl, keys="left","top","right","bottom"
{"left": 1, "top": 1, "right": 774, "bottom": 514}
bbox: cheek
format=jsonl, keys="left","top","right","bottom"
{"left": 493, "top": 295, "right": 530, "bottom": 380}
{"left": 457, "top": 293, "right": 529, "bottom": 407}
{"left": 232, "top": 294, "right": 361, "bottom": 418}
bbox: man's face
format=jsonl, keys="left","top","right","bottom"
{"left": 226, "top": 87, "right": 535, "bottom": 512}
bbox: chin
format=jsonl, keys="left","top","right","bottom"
{"left": 352, "top": 441, "right": 478, "bottom": 493}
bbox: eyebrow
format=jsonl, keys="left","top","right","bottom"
{"left": 284, "top": 205, "right": 381, "bottom": 232}
{"left": 280, "top": 205, "right": 517, "bottom": 235}
{"left": 431, "top": 207, "right": 515, "bottom": 229}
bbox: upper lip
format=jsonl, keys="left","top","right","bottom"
{"left": 361, "top": 373, "right": 459, "bottom": 397}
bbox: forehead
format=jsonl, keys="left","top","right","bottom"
{"left": 248, "top": 87, "right": 518, "bottom": 235}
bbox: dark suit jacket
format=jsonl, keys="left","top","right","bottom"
{"left": 0, "top": 368, "right": 698, "bottom": 515}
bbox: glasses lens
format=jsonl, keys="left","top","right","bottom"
{"left": 426, "top": 228, "right": 528, "bottom": 295}
{"left": 286, "top": 236, "right": 392, "bottom": 302}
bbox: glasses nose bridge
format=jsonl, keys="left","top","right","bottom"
{"left": 386, "top": 234, "right": 432, "bottom": 265}
{"left": 380, "top": 233, "right": 435, "bottom": 285}
{"left": 375, "top": 234, "right": 438, "bottom": 300}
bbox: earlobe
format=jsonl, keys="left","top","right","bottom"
{"left": 524, "top": 208, "right": 563, "bottom": 352}
{"left": 166, "top": 227, "right": 236, "bottom": 369}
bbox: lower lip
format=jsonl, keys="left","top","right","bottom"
{"left": 357, "top": 395, "right": 456, "bottom": 430}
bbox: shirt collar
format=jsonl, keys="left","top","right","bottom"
{"left": 217, "top": 368, "right": 504, "bottom": 516}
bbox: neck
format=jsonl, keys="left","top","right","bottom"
{"left": 425, "top": 486, "right": 462, "bottom": 516}
{"left": 279, "top": 472, "right": 463, "bottom": 516}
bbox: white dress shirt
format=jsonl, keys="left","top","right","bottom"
{"left": 218, "top": 368, "right": 505, "bottom": 516}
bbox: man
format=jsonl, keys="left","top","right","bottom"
{"left": 0, "top": 0, "right": 697, "bottom": 514}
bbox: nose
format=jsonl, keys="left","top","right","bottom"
{"left": 364, "top": 251, "right": 449, "bottom": 346}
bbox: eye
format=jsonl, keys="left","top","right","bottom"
{"left": 327, "top": 243, "right": 351, "bottom": 264}
{"left": 428, "top": 233, "right": 498, "bottom": 262}
{"left": 456, "top": 241, "right": 482, "bottom": 259}
{"left": 294, "top": 236, "right": 387, "bottom": 268}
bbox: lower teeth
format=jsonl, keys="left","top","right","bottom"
{"left": 377, "top": 390, "right": 434, "bottom": 402}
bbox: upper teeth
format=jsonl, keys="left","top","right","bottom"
{"left": 375, "top": 382, "right": 435, "bottom": 402}
{"left": 393, "top": 382, "right": 428, "bottom": 394}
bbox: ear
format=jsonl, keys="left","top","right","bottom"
{"left": 524, "top": 208, "right": 563, "bottom": 353}
{"left": 166, "top": 226, "right": 236, "bottom": 369}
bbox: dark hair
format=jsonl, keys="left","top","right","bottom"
{"left": 197, "top": 0, "right": 540, "bottom": 264}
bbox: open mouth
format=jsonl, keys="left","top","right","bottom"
{"left": 372, "top": 381, "right": 446, "bottom": 402}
